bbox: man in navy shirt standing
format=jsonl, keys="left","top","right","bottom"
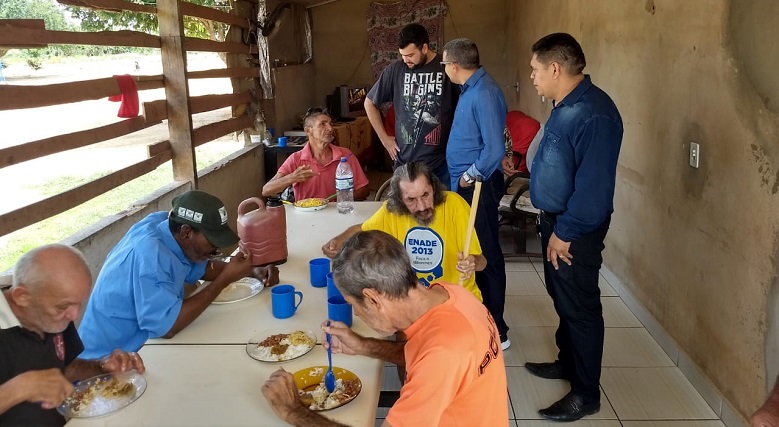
{"left": 525, "top": 33, "right": 623, "bottom": 421}
{"left": 442, "top": 38, "right": 510, "bottom": 350}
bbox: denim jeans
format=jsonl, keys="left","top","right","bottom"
{"left": 540, "top": 212, "right": 610, "bottom": 405}
{"left": 457, "top": 170, "right": 509, "bottom": 340}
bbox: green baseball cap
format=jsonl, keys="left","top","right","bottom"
{"left": 169, "top": 190, "right": 239, "bottom": 248}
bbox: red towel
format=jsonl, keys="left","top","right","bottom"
{"left": 109, "top": 75, "right": 139, "bottom": 118}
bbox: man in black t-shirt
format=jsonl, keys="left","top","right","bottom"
{"left": 0, "top": 244, "right": 145, "bottom": 426}
{"left": 366, "top": 23, "right": 459, "bottom": 189}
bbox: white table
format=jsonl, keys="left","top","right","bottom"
{"left": 67, "top": 202, "right": 384, "bottom": 427}
{"left": 66, "top": 345, "right": 382, "bottom": 427}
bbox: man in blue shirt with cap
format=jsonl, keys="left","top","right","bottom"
{"left": 524, "top": 33, "right": 623, "bottom": 422}
{"left": 78, "top": 190, "right": 279, "bottom": 358}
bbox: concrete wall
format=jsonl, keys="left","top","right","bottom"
{"left": 272, "top": 63, "right": 316, "bottom": 132}
{"left": 509, "top": 0, "right": 779, "bottom": 418}
{"left": 49, "top": 145, "right": 264, "bottom": 289}
{"left": 310, "top": 0, "right": 511, "bottom": 107}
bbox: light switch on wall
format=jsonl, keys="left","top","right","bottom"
{"left": 689, "top": 142, "right": 700, "bottom": 168}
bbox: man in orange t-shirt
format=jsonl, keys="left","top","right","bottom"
{"left": 261, "top": 230, "right": 508, "bottom": 427}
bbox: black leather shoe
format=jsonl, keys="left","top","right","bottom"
{"left": 539, "top": 392, "right": 600, "bottom": 422}
{"left": 525, "top": 361, "right": 567, "bottom": 380}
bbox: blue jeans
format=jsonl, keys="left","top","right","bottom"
{"left": 457, "top": 170, "right": 508, "bottom": 340}
{"left": 540, "top": 212, "right": 610, "bottom": 404}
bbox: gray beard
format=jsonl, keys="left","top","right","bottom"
{"left": 413, "top": 211, "right": 435, "bottom": 226}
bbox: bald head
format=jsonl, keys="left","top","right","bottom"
{"left": 13, "top": 244, "right": 92, "bottom": 293}
{"left": 9, "top": 244, "right": 92, "bottom": 335}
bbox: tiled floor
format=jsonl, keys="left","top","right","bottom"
{"left": 374, "top": 256, "right": 725, "bottom": 427}
{"left": 363, "top": 169, "right": 725, "bottom": 426}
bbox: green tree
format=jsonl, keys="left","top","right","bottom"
{"left": 68, "top": 0, "right": 231, "bottom": 42}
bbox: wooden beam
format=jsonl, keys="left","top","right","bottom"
{"left": 147, "top": 140, "right": 171, "bottom": 158}
{"left": 0, "top": 22, "right": 160, "bottom": 49}
{"left": 192, "top": 115, "right": 253, "bottom": 147}
{"left": 57, "top": 0, "right": 156, "bottom": 14}
{"left": 178, "top": 1, "right": 249, "bottom": 29}
{"left": 0, "top": 117, "right": 158, "bottom": 170}
{"left": 0, "top": 76, "right": 164, "bottom": 111}
{"left": 184, "top": 37, "right": 257, "bottom": 54}
{"left": 142, "top": 100, "right": 168, "bottom": 124}
{"left": 159, "top": 0, "right": 197, "bottom": 186}
{"left": 0, "top": 153, "right": 171, "bottom": 237}
{"left": 0, "top": 19, "right": 47, "bottom": 49}
{"left": 190, "top": 91, "right": 252, "bottom": 114}
{"left": 188, "top": 67, "right": 260, "bottom": 79}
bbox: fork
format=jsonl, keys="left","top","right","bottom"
{"left": 325, "top": 321, "right": 336, "bottom": 393}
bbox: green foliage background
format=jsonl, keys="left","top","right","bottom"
{"left": 0, "top": 0, "right": 232, "bottom": 63}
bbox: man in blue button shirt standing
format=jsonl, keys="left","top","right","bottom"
{"left": 442, "top": 38, "right": 510, "bottom": 351}
{"left": 524, "top": 33, "right": 623, "bottom": 422}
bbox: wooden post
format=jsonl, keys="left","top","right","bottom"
{"left": 158, "top": 0, "right": 197, "bottom": 185}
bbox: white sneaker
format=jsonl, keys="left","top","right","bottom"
{"left": 501, "top": 339, "right": 511, "bottom": 351}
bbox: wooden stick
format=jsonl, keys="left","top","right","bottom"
{"left": 459, "top": 178, "right": 483, "bottom": 285}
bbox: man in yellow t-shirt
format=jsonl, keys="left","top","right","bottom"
{"left": 322, "top": 162, "right": 485, "bottom": 301}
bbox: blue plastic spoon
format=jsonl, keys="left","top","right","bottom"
{"left": 325, "top": 321, "right": 336, "bottom": 393}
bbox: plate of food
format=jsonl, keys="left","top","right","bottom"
{"left": 294, "top": 198, "right": 327, "bottom": 212}
{"left": 293, "top": 366, "right": 362, "bottom": 411}
{"left": 57, "top": 371, "right": 146, "bottom": 418}
{"left": 190, "top": 277, "right": 264, "bottom": 304}
{"left": 246, "top": 330, "right": 317, "bottom": 362}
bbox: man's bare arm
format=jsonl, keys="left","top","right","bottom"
{"left": 321, "top": 224, "right": 363, "bottom": 258}
{"left": 263, "top": 172, "right": 295, "bottom": 197}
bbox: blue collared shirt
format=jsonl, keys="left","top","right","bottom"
{"left": 78, "top": 212, "right": 207, "bottom": 358}
{"left": 446, "top": 67, "right": 507, "bottom": 189}
{"left": 530, "top": 75, "right": 623, "bottom": 241}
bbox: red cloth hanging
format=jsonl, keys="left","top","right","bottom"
{"left": 108, "top": 75, "right": 139, "bottom": 118}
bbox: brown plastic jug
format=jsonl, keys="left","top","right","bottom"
{"left": 237, "top": 196, "right": 287, "bottom": 266}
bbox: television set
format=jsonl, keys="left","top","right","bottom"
{"left": 327, "top": 85, "right": 369, "bottom": 120}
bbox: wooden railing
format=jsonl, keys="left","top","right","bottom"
{"left": 0, "top": 0, "right": 260, "bottom": 237}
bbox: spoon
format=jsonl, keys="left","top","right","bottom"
{"left": 325, "top": 321, "right": 336, "bottom": 393}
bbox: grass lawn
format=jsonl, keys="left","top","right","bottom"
{"left": 0, "top": 143, "right": 242, "bottom": 272}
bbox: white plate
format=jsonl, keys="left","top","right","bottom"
{"left": 246, "top": 330, "right": 317, "bottom": 362}
{"left": 190, "top": 277, "right": 264, "bottom": 304}
{"left": 294, "top": 198, "right": 328, "bottom": 212}
{"left": 58, "top": 371, "right": 146, "bottom": 418}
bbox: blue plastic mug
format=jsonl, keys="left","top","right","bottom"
{"left": 271, "top": 285, "right": 303, "bottom": 319}
{"left": 328, "top": 295, "right": 352, "bottom": 327}
{"left": 277, "top": 136, "right": 288, "bottom": 147}
{"left": 309, "top": 258, "right": 330, "bottom": 288}
{"left": 326, "top": 272, "right": 342, "bottom": 299}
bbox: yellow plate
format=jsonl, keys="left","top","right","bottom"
{"left": 292, "top": 366, "right": 362, "bottom": 411}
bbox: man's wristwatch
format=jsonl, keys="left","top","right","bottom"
{"left": 462, "top": 172, "right": 475, "bottom": 184}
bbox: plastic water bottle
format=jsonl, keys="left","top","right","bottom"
{"left": 335, "top": 157, "right": 354, "bottom": 214}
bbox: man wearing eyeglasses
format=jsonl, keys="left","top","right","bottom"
{"left": 262, "top": 108, "right": 370, "bottom": 201}
{"left": 441, "top": 38, "right": 510, "bottom": 352}
{"left": 78, "top": 190, "right": 279, "bottom": 359}
{"left": 365, "top": 23, "right": 459, "bottom": 189}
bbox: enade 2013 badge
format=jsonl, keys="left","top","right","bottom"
{"left": 404, "top": 227, "right": 444, "bottom": 287}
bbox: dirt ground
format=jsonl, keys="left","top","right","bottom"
{"left": 0, "top": 53, "right": 246, "bottom": 250}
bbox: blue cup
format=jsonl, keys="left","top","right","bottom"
{"left": 277, "top": 136, "right": 288, "bottom": 147}
{"left": 328, "top": 295, "right": 352, "bottom": 327}
{"left": 309, "top": 258, "right": 330, "bottom": 288}
{"left": 326, "top": 272, "right": 342, "bottom": 299}
{"left": 271, "top": 285, "right": 303, "bottom": 319}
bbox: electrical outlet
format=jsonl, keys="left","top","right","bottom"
{"left": 689, "top": 142, "right": 700, "bottom": 168}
